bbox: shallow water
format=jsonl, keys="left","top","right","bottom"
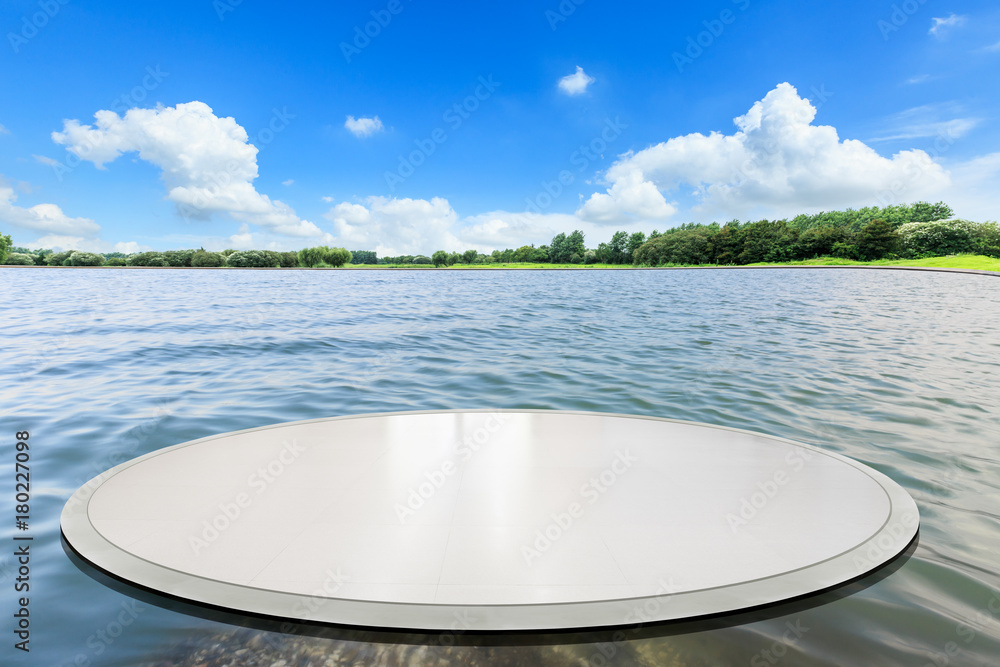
{"left": 2, "top": 267, "right": 999, "bottom": 666}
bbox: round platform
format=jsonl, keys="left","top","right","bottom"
{"left": 61, "top": 410, "right": 919, "bottom": 631}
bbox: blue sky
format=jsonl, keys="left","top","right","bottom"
{"left": 1, "top": 0, "right": 998, "bottom": 256}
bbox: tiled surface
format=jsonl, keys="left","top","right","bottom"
{"left": 66, "top": 410, "right": 919, "bottom": 628}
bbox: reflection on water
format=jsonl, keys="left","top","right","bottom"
{"left": 3, "top": 267, "right": 1000, "bottom": 666}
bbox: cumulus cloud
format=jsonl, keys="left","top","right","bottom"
{"left": 577, "top": 82, "right": 951, "bottom": 222}
{"left": 930, "top": 14, "right": 966, "bottom": 37}
{"left": 344, "top": 115, "right": 384, "bottom": 138}
{"left": 0, "top": 178, "right": 101, "bottom": 236}
{"left": 282, "top": 179, "right": 294, "bottom": 186}
{"left": 558, "top": 66, "right": 595, "bottom": 96}
{"left": 324, "top": 196, "right": 463, "bottom": 256}
{"left": 51, "top": 101, "right": 323, "bottom": 238}
{"left": 229, "top": 223, "right": 254, "bottom": 249}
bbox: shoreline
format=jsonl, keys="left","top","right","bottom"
{"left": 3, "top": 263, "right": 998, "bottom": 277}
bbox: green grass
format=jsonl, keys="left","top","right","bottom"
{"left": 364, "top": 255, "right": 1000, "bottom": 272}
{"left": 41, "top": 254, "right": 994, "bottom": 272}
{"left": 743, "top": 254, "right": 1000, "bottom": 272}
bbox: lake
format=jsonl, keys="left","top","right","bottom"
{"left": 2, "top": 267, "right": 999, "bottom": 666}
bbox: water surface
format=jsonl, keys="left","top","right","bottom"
{"left": 2, "top": 267, "right": 999, "bottom": 666}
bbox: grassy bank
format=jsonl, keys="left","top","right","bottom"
{"left": 374, "top": 255, "right": 1000, "bottom": 271}
{"left": 7, "top": 254, "right": 998, "bottom": 272}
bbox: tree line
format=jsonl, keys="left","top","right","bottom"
{"left": 0, "top": 245, "right": 376, "bottom": 268}
{"left": 3, "top": 201, "right": 997, "bottom": 268}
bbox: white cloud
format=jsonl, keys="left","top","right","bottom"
{"left": 930, "top": 14, "right": 966, "bottom": 37}
{"left": 558, "top": 66, "right": 595, "bottom": 96}
{"left": 0, "top": 178, "right": 101, "bottom": 236}
{"left": 982, "top": 40, "right": 1000, "bottom": 52}
{"left": 577, "top": 83, "right": 951, "bottom": 222}
{"left": 942, "top": 152, "right": 1000, "bottom": 222}
{"left": 51, "top": 101, "right": 323, "bottom": 238}
{"left": 870, "top": 103, "right": 980, "bottom": 142}
{"left": 577, "top": 166, "right": 677, "bottom": 224}
{"left": 0, "top": 123, "right": 8, "bottom": 135}
{"left": 33, "top": 154, "right": 60, "bottom": 167}
{"left": 229, "top": 223, "right": 254, "bottom": 249}
{"left": 905, "top": 74, "right": 931, "bottom": 85}
{"left": 28, "top": 235, "right": 150, "bottom": 253}
{"left": 324, "top": 196, "right": 463, "bottom": 256}
{"left": 344, "top": 115, "right": 384, "bottom": 138}
{"left": 321, "top": 195, "right": 334, "bottom": 203}
{"left": 282, "top": 179, "right": 294, "bottom": 186}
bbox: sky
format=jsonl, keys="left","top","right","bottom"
{"left": 1, "top": 0, "right": 998, "bottom": 257}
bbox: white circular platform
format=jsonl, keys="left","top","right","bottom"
{"left": 62, "top": 410, "right": 919, "bottom": 630}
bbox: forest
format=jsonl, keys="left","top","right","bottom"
{"left": 2, "top": 202, "right": 997, "bottom": 268}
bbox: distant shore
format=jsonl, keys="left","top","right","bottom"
{"left": 4, "top": 254, "right": 999, "bottom": 274}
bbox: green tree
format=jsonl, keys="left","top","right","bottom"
{"left": 461, "top": 249, "right": 478, "bottom": 264}
{"left": 514, "top": 245, "right": 534, "bottom": 262}
{"left": 854, "top": 219, "right": 900, "bottom": 260}
{"left": 566, "top": 230, "right": 585, "bottom": 258}
{"left": 549, "top": 233, "right": 569, "bottom": 263}
{"left": 261, "top": 250, "right": 284, "bottom": 267}
{"left": 3, "top": 252, "right": 35, "bottom": 265}
{"left": 298, "top": 246, "right": 351, "bottom": 267}
{"left": 431, "top": 250, "right": 449, "bottom": 267}
{"left": 350, "top": 250, "right": 378, "bottom": 264}
{"left": 225, "top": 250, "right": 274, "bottom": 267}
{"left": 127, "top": 251, "right": 168, "bottom": 266}
{"left": 627, "top": 232, "right": 646, "bottom": 262}
{"left": 608, "top": 231, "right": 628, "bottom": 264}
{"left": 528, "top": 246, "right": 549, "bottom": 263}
{"left": 0, "top": 232, "right": 11, "bottom": 263}
{"left": 584, "top": 249, "right": 597, "bottom": 264}
{"left": 104, "top": 257, "right": 127, "bottom": 266}
{"left": 67, "top": 251, "right": 105, "bottom": 266}
{"left": 191, "top": 250, "right": 225, "bottom": 267}
{"left": 46, "top": 250, "right": 76, "bottom": 266}
{"left": 792, "top": 226, "right": 850, "bottom": 259}
{"left": 897, "top": 219, "right": 980, "bottom": 258}
{"left": 976, "top": 221, "right": 1000, "bottom": 258}
{"left": 737, "top": 220, "right": 798, "bottom": 264}
{"left": 164, "top": 249, "right": 194, "bottom": 267}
